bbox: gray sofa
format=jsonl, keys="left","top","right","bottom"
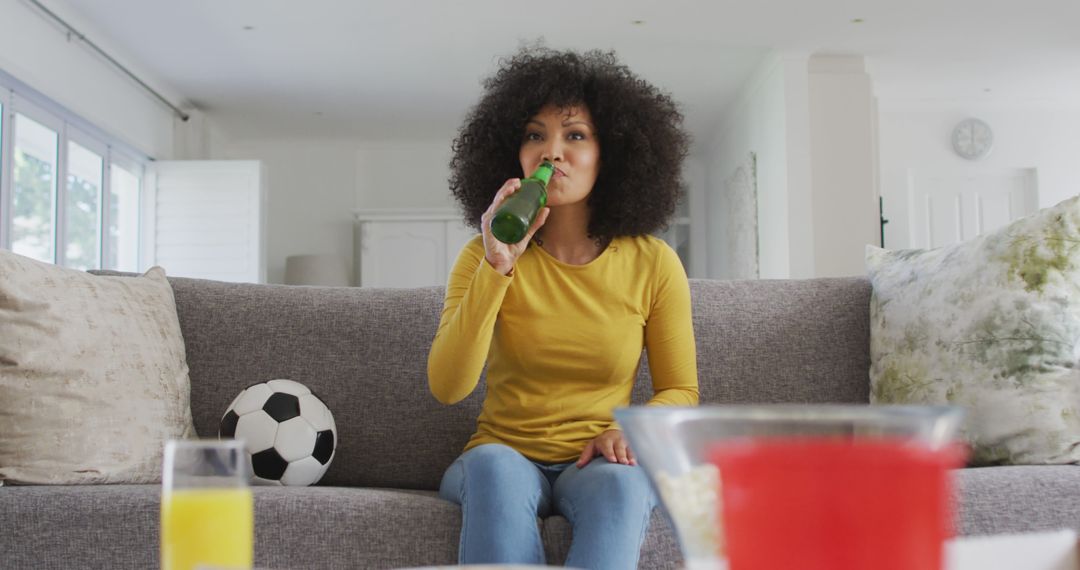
{"left": 4, "top": 276, "right": 1079, "bottom": 569}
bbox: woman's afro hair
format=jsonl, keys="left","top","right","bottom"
{"left": 449, "top": 45, "right": 690, "bottom": 241}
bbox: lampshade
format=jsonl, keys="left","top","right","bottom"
{"left": 283, "top": 254, "right": 351, "bottom": 287}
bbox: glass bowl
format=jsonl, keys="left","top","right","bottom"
{"left": 614, "top": 404, "right": 965, "bottom": 569}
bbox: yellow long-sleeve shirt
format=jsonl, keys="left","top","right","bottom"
{"left": 427, "top": 234, "right": 699, "bottom": 464}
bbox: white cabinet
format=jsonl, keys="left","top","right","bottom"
{"left": 354, "top": 209, "right": 475, "bottom": 288}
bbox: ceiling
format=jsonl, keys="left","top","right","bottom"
{"left": 51, "top": 0, "right": 1080, "bottom": 149}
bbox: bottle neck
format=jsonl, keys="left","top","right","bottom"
{"left": 530, "top": 161, "right": 555, "bottom": 186}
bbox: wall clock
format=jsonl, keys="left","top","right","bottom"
{"left": 951, "top": 118, "right": 994, "bottom": 160}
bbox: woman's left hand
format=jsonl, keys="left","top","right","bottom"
{"left": 576, "top": 429, "right": 637, "bottom": 468}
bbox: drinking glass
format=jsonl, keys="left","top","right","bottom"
{"left": 161, "top": 439, "right": 254, "bottom": 570}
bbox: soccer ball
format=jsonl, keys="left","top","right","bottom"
{"left": 219, "top": 379, "right": 337, "bottom": 486}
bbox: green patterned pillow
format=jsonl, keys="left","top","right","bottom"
{"left": 867, "top": 195, "right": 1080, "bottom": 466}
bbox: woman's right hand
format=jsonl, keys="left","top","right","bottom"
{"left": 480, "top": 178, "right": 550, "bottom": 275}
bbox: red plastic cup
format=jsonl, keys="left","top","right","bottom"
{"left": 710, "top": 437, "right": 967, "bottom": 570}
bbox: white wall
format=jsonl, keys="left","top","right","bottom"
{"left": 221, "top": 138, "right": 455, "bottom": 284}
{"left": 807, "top": 56, "right": 878, "bottom": 277}
{"left": 0, "top": 0, "right": 180, "bottom": 158}
{"left": 223, "top": 136, "right": 713, "bottom": 285}
{"left": 355, "top": 142, "right": 455, "bottom": 209}
{"left": 707, "top": 53, "right": 880, "bottom": 279}
{"left": 878, "top": 103, "right": 1080, "bottom": 250}
{"left": 782, "top": 57, "right": 815, "bottom": 279}
{"left": 173, "top": 108, "right": 231, "bottom": 161}
{"left": 222, "top": 139, "right": 360, "bottom": 284}
{"left": 706, "top": 53, "right": 807, "bottom": 279}
{"left": 683, "top": 155, "right": 708, "bottom": 278}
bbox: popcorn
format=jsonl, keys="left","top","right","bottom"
{"left": 654, "top": 463, "right": 725, "bottom": 566}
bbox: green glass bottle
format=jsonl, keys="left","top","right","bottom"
{"left": 490, "top": 161, "right": 555, "bottom": 244}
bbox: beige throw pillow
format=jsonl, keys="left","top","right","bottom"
{"left": 0, "top": 250, "right": 195, "bottom": 484}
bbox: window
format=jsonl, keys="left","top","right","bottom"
{"left": 12, "top": 111, "right": 59, "bottom": 263}
{"left": 0, "top": 71, "right": 148, "bottom": 271}
{"left": 64, "top": 137, "right": 104, "bottom": 270}
{"left": 107, "top": 157, "right": 142, "bottom": 272}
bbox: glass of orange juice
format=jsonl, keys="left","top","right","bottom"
{"left": 161, "top": 439, "right": 253, "bottom": 570}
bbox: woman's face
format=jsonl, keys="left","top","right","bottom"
{"left": 519, "top": 104, "right": 600, "bottom": 208}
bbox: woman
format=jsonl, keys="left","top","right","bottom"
{"left": 427, "top": 46, "right": 698, "bottom": 569}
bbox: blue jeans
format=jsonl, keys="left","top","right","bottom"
{"left": 438, "top": 443, "right": 657, "bottom": 569}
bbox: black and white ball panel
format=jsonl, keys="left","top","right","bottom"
{"left": 262, "top": 392, "right": 301, "bottom": 423}
{"left": 218, "top": 378, "right": 337, "bottom": 486}
{"left": 298, "top": 394, "right": 334, "bottom": 432}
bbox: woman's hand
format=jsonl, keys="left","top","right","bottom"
{"left": 480, "top": 178, "right": 550, "bottom": 275}
{"left": 576, "top": 429, "right": 637, "bottom": 468}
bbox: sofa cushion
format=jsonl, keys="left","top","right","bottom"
{"left": 0, "top": 251, "right": 195, "bottom": 484}
{"left": 867, "top": 195, "right": 1080, "bottom": 465}
{"left": 955, "top": 465, "right": 1080, "bottom": 535}
{"left": 641, "top": 277, "right": 872, "bottom": 407}
{"left": 0, "top": 485, "right": 460, "bottom": 569}
{"left": 154, "top": 277, "right": 475, "bottom": 491}
{"left": 3, "top": 468, "right": 1074, "bottom": 569}
{"left": 152, "top": 275, "right": 873, "bottom": 491}
{"left": 0, "top": 484, "right": 681, "bottom": 569}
